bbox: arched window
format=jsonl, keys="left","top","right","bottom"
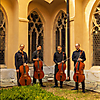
{"left": 28, "top": 11, "right": 44, "bottom": 63}
{"left": 92, "top": 3, "right": 100, "bottom": 66}
{"left": 54, "top": 11, "right": 67, "bottom": 52}
{"left": 0, "top": 9, "right": 6, "bottom": 64}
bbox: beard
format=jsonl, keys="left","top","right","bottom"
{"left": 58, "top": 50, "right": 61, "bottom": 52}
{"left": 20, "top": 49, "right": 23, "bottom": 51}
{"left": 37, "top": 50, "right": 41, "bottom": 52}
{"left": 76, "top": 48, "right": 79, "bottom": 50}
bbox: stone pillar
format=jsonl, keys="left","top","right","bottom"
{"left": 18, "top": 18, "right": 29, "bottom": 54}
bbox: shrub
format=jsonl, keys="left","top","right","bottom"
{"left": 0, "top": 84, "right": 67, "bottom": 100}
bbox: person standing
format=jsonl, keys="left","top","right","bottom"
{"left": 32, "top": 45, "right": 46, "bottom": 87}
{"left": 71, "top": 43, "right": 86, "bottom": 93}
{"left": 52, "top": 46, "right": 66, "bottom": 88}
{"left": 15, "top": 44, "right": 28, "bottom": 86}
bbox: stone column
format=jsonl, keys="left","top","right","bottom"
{"left": 19, "top": 18, "right": 29, "bottom": 54}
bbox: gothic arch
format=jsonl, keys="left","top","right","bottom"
{"left": 89, "top": 1, "right": 100, "bottom": 66}
{"left": 53, "top": 10, "right": 67, "bottom": 52}
{"left": 28, "top": 8, "right": 45, "bottom": 24}
{"left": 27, "top": 9, "right": 44, "bottom": 63}
{"left": 0, "top": 5, "right": 8, "bottom": 65}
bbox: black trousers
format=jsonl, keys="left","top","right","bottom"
{"left": 17, "top": 70, "right": 21, "bottom": 86}
{"left": 33, "top": 65, "right": 43, "bottom": 85}
{"left": 75, "top": 81, "right": 85, "bottom": 91}
{"left": 54, "top": 65, "right": 63, "bottom": 86}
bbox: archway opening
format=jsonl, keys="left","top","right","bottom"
{"left": 54, "top": 10, "right": 67, "bottom": 52}
{"left": 28, "top": 11, "right": 44, "bottom": 63}
{"left": 0, "top": 9, "right": 6, "bottom": 64}
{"left": 92, "top": 3, "right": 100, "bottom": 66}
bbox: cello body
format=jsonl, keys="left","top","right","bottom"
{"left": 73, "top": 61, "right": 85, "bottom": 83}
{"left": 56, "top": 63, "right": 66, "bottom": 81}
{"left": 34, "top": 60, "right": 44, "bottom": 79}
{"left": 19, "top": 65, "right": 31, "bottom": 86}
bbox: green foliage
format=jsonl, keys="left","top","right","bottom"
{"left": 0, "top": 84, "right": 67, "bottom": 100}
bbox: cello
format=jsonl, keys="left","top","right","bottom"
{"left": 34, "top": 51, "right": 44, "bottom": 79}
{"left": 19, "top": 52, "right": 31, "bottom": 86}
{"left": 56, "top": 52, "right": 66, "bottom": 81}
{"left": 73, "top": 50, "right": 85, "bottom": 83}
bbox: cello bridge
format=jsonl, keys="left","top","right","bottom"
{"left": 76, "top": 72, "right": 79, "bottom": 74}
{"left": 24, "top": 74, "right": 27, "bottom": 77}
{"left": 61, "top": 71, "right": 63, "bottom": 74}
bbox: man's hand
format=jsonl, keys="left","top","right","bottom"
{"left": 36, "top": 58, "right": 39, "bottom": 61}
{"left": 33, "top": 58, "right": 39, "bottom": 61}
{"left": 62, "top": 61, "right": 64, "bottom": 63}
{"left": 23, "top": 63, "right": 27, "bottom": 66}
{"left": 16, "top": 69, "right": 19, "bottom": 72}
{"left": 78, "top": 58, "right": 83, "bottom": 62}
{"left": 57, "top": 62, "right": 60, "bottom": 65}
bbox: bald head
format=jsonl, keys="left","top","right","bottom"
{"left": 75, "top": 43, "right": 80, "bottom": 50}
{"left": 20, "top": 44, "right": 25, "bottom": 51}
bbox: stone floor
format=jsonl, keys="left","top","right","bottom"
{"left": 0, "top": 66, "right": 100, "bottom": 93}
{"left": 64, "top": 80, "right": 100, "bottom": 93}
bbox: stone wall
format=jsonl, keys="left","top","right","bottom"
{"left": 0, "top": 66, "right": 100, "bottom": 92}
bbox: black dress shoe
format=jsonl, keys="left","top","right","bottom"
{"left": 60, "top": 86, "right": 63, "bottom": 88}
{"left": 51, "top": 85, "right": 58, "bottom": 88}
{"left": 71, "top": 88, "right": 78, "bottom": 90}
{"left": 82, "top": 90, "right": 85, "bottom": 93}
{"left": 41, "top": 85, "right": 46, "bottom": 87}
{"left": 32, "top": 83, "right": 36, "bottom": 86}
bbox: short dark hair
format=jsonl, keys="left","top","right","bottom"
{"left": 37, "top": 45, "right": 42, "bottom": 48}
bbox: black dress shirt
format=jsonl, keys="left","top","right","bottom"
{"left": 15, "top": 51, "right": 27, "bottom": 70}
{"left": 72, "top": 49, "right": 86, "bottom": 66}
{"left": 32, "top": 50, "right": 43, "bottom": 63}
{"left": 53, "top": 51, "right": 66, "bottom": 65}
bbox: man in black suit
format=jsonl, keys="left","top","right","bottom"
{"left": 15, "top": 44, "right": 28, "bottom": 86}
{"left": 32, "top": 45, "right": 46, "bottom": 87}
{"left": 71, "top": 43, "right": 86, "bottom": 93}
{"left": 52, "top": 46, "right": 66, "bottom": 88}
